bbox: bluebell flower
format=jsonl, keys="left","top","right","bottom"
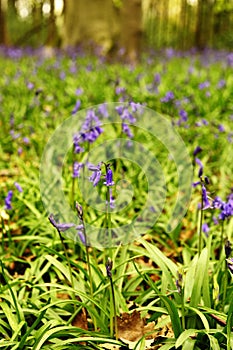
{"left": 218, "top": 124, "right": 225, "bottom": 132}
{"left": 122, "top": 122, "right": 133, "bottom": 138}
{"left": 202, "top": 185, "right": 211, "bottom": 210}
{"left": 88, "top": 163, "right": 102, "bottom": 187}
{"left": 73, "top": 134, "right": 85, "bottom": 154}
{"left": 115, "top": 86, "right": 126, "bottom": 95}
{"left": 71, "top": 100, "right": 81, "bottom": 115}
{"left": 160, "top": 91, "right": 174, "bottom": 103}
{"left": 179, "top": 109, "right": 188, "bottom": 122}
{"left": 115, "top": 105, "right": 124, "bottom": 116}
{"left": 75, "top": 88, "right": 83, "bottom": 96}
{"left": 217, "top": 79, "right": 226, "bottom": 89}
{"left": 202, "top": 222, "right": 210, "bottom": 236}
{"left": 14, "top": 182, "right": 23, "bottom": 192}
{"left": 195, "top": 157, "right": 203, "bottom": 178}
{"left": 48, "top": 214, "right": 76, "bottom": 232}
{"left": 104, "top": 166, "right": 114, "bottom": 187}
{"left": 219, "top": 201, "right": 233, "bottom": 220}
{"left": 73, "top": 162, "right": 84, "bottom": 178}
{"left": 198, "top": 81, "right": 210, "bottom": 90}
{"left": 121, "top": 108, "right": 136, "bottom": 123}
{"left": 98, "top": 103, "right": 108, "bottom": 118}
{"left": 153, "top": 73, "right": 161, "bottom": 85}
{"left": 4, "top": 190, "right": 13, "bottom": 210}
{"left": 212, "top": 196, "right": 224, "bottom": 209}
{"left": 76, "top": 224, "right": 86, "bottom": 245}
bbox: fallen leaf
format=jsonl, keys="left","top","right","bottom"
{"left": 72, "top": 308, "right": 88, "bottom": 330}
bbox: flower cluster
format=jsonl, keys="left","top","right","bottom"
{"left": 212, "top": 193, "right": 233, "bottom": 222}
{"left": 48, "top": 213, "right": 86, "bottom": 245}
{"left": 73, "top": 109, "right": 103, "bottom": 154}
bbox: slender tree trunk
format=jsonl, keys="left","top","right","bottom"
{"left": 0, "top": 0, "right": 7, "bottom": 44}
{"left": 63, "top": 0, "right": 119, "bottom": 54}
{"left": 46, "top": 0, "right": 57, "bottom": 46}
{"left": 119, "top": 0, "right": 142, "bottom": 63}
{"left": 195, "top": 0, "right": 213, "bottom": 49}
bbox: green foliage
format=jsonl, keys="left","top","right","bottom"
{"left": 0, "top": 48, "right": 233, "bottom": 348}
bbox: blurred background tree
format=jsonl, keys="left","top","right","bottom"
{"left": 0, "top": 0, "right": 232, "bottom": 59}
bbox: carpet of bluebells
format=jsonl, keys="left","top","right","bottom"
{"left": 0, "top": 46, "right": 233, "bottom": 349}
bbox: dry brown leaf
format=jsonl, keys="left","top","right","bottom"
{"left": 72, "top": 308, "right": 88, "bottom": 330}
{"left": 117, "top": 310, "right": 145, "bottom": 342}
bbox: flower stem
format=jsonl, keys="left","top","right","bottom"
{"left": 198, "top": 195, "right": 204, "bottom": 256}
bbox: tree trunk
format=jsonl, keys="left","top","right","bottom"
{"left": 0, "top": 0, "right": 7, "bottom": 44}
{"left": 63, "top": 0, "right": 119, "bottom": 54}
{"left": 46, "top": 0, "right": 58, "bottom": 46}
{"left": 195, "top": 0, "right": 213, "bottom": 49}
{"left": 119, "top": 0, "right": 142, "bottom": 63}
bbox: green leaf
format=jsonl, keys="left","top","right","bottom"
{"left": 175, "top": 329, "right": 197, "bottom": 348}
{"left": 159, "top": 295, "right": 183, "bottom": 338}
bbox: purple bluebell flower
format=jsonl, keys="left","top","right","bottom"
{"left": 122, "top": 122, "right": 133, "bottom": 138}
{"left": 154, "top": 73, "right": 161, "bottom": 85}
{"left": 202, "top": 119, "right": 209, "bottom": 125}
{"left": 76, "top": 224, "right": 86, "bottom": 245}
{"left": 129, "top": 101, "right": 141, "bottom": 113}
{"left": 59, "top": 71, "right": 66, "bottom": 80}
{"left": 14, "top": 182, "right": 23, "bottom": 193}
{"left": 160, "top": 91, "right": 174, "bottom": 103}
{"left": 219, "top": 201, "right": 233, "bottom": 220}
{"left": 76, "top": 88, "right": 83, "bottom": 96}
{"left": 115, "top": 86, "right": 125, "bottom": 95}
{"left": 193, "top": 146, "right": 202, "bottom": 157}
{"left": 71, "top": 100, "right": 81, "bottom": 115}
{"left": 179, "top": 109, "right": 188, "bottom": 122}
{"left": 4, "top": 190, "right": 13, "bottom": 210}
{"left": 202, "top": 222, "right": 210, "bottom": 235}
{"left": 212, "top": 196, "right": 224, "bottom": 209}
{"left": 213, "top": 216, "right": 219, "bottom": 225}
{"left": 88, "top": 163, "right": 102, "bottom": 187}
{"left": 218, "top": 124, "right": 225, "bottom": 132}
{"left": 115, "top": 105, "right": 124, "bottom": 116}
{"left": 217, "top": 79, "right": 226, "bottom": 89}
{"left": 73, "top": 162, "right": 84, "bottom": 178}
{"left": 192, "top": 181, "right": 201, "bottom": 187}
{"left": 48, "top": 214, "right": 76, "bottom": 232}
{"left": 73, "top": 134, "right": 85, "bottom": 154}
{"left": 98, "top": 103, "right": 108, "bottom": 118}
{"left": 23, "top": 137, "right": 30, "bottom": 144}
{"left": 195, "top": 158, "right": 203, "bottom": 178}
{"left": 198, "top": 81, "right": 210, "bottom": 90}
{"left": 104, "top": 166, "right": 114, "bottom": 187}
{"left": 121, "top": 109, "right": 136, "bottom": 123}
{"left": 202, "top": 185, "right": 211, "bottom": 210}
{"left": 27, "top": 82, "right": 34, "bottom": 90}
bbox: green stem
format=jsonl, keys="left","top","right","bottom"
{"left": 181, "top": 288, "right": 185, "bottom": 330}
{"left": 198, "top": 195, "right": 204, "bottom": 256}
{"left": 82, "top": 221, "right": 97, "bottom": 331}
{"left": 110, "top": 277, "right": 118, "bottom": 340}
{"left": 57, "top": 230, "right": 75, "bottom": 292}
